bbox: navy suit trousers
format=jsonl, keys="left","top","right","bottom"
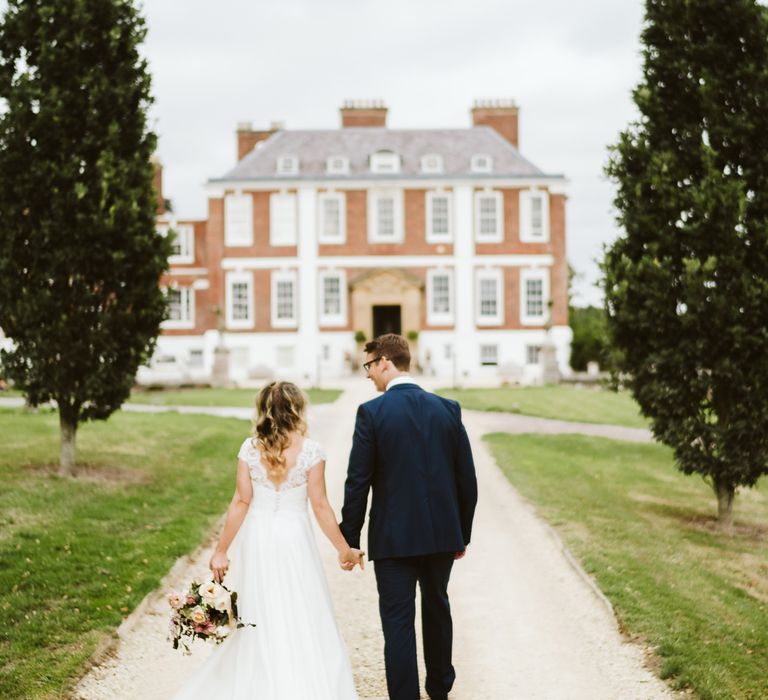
{"left": 374, "top": 553, "right": 456, "bottom": 700}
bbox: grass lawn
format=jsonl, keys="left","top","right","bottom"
{"left": 485, "top": 433, "right": 768, "bottom": 700}
{"left": 0, "top": 407, "right": 250, "bottom": 699}
{"left": 437, "top": 385, "right": 648, "bottom": 428}
{"left": 128, "top": 386, "right": 342, "bottom": 408}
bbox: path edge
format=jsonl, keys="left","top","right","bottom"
{"left": 69, "top": 516, "right": 225, "bottom": 699}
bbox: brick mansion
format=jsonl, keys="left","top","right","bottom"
{"left": 148, "top": 100, "right": 572, "bottom": 386}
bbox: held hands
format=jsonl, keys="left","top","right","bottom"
{"left": 209, "top": 550, "right": 229, "bottom": 583}
{"left": 338, "top": 547, "right": 365, "bottom": 571}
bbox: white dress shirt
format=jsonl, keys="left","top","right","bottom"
{"left": 385, "top": 375, "right": 419, "bottom": 391}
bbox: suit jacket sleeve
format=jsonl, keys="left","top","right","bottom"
{"left": 340, "top": 403, "right": 376, "bottom": 550}
{"left": 453, "top": 402, "right": 478, "bottom": 547}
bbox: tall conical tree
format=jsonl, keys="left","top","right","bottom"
{"left": 604, "top": 0, "right": 768, "bottom": 527}
{"left": 0, "top": 0, "right": 171, "bottom": 474}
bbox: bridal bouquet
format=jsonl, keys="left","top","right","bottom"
{"left": 167, "top": 577, "right": 254, "bottom": 654}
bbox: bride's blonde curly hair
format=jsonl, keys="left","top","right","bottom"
{"left": 251, "top": 381, "right": 307, "bottom": 479}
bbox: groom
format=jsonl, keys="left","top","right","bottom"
{"left": 340, "top": 333, "right": 478, "bottom": 700}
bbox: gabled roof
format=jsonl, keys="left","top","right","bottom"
{"left": 213, "top": 127, "right": 561, "bottom": 181}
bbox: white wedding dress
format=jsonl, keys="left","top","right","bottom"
{"left": 171, "top": 437, "right": 358, "bottom": 700}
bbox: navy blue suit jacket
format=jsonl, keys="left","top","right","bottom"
{"left": 340, "top": 383, "right": 478, "bottom": 561}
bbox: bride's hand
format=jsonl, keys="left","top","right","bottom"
{"left": 209, "top": 550, "right": 229, "bottom": 583}
{"left": 338, "top": 547, "right": 365, "bottom": 571}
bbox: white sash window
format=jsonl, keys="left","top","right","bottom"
{"left": 226, "top": 272, "right": 254, "bottom": 329}
{"left": 476, "top": 268, "right": 504, "bottom": 326}
{"left": 427, "top": 269, "right": 454, "bottom": 325}
{"left": 368, "top": 190, "right": 404, "bottom": 243}
{"left": 474, "top": 191, "right": 503, "bottom": 243}
{"left": 271, "top": 270, "right": 298, "bottom": 328}
{"left": 520, "top": 269, "right": 550, "bottom": 325}
{"left": 520, "top": 189, "right": 550, "bottom": 242}
{"left": 426, "top": 192, "right": 452, "bottom": 243}
{"left": 319, "top": 270, "right": 347, "bottom": 326}
{"left": 270, "top": 193, "right": 298, "bottom": 247}
{"left": 224, "top": 194, "right": 253, "bottom": 247}
{"left": 318, "top": 192, "right": 346, "bottom": 244}
{"left": 163, "top": 287, "right": 194, "bottom": 329}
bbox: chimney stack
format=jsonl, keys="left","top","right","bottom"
{"left": 340, "top": 100, "right": 388, "bottom": 128}
{"left": 236, "top": 121, "right": 280, "bottom": 161}
{"left": 471, "top": 99, "right": 519, "bottom": 148}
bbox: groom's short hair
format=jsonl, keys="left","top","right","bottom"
{"left": 365, "top": 334, "right": 410, "bottom": 371}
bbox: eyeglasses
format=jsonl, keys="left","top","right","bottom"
{"left": 363, "top": 356, "right": 382, "bottom": 373}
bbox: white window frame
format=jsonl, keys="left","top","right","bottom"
{"left": 162, "top": 286, "right": 194, "bottom": 329}
{"left": 475, "top": 268, "right": 504, "bottom": 326}
{"left": 420, "top": 154, "right": 444, "bottom": 174}
{"left": 271, "top": 270, "right": 298, "bottom": 329}
{"left": 326, "top": 156, "right": 350, "bottom": 175}
{"left": 318, "top": 269, "right": 347, "bottom": 327}
{"left": 427, "top": 268, "right": 454, "bottom": 325}
{"left": 479, "top": 344, "right": 499, "bottom": 366}
{"left": 224, "top": 193, "right": 253, "bottom": 247}
{"left": 225, "top": 271, "right": 254, "bottom": 329}
{"left": 519, "top": 189, "right": 550, "bottom": 242}
{"left": 317, "top": 191, "right": 346, "bottom": 244}
{"left": 526, "top": 345, "right": 542, "bottom": 365}
{"left": 164, "top": 223, "right": 194, "bottom": 264}
{"left": 276, "top": 155, "right": 299, "bottom": 175}
{"left": 520, "top": 268, "right": 550, "bottom": 326}
{"left": 426, "top": 191, "right": 453, "bottom": 243}
{"left": 367, "top": 189, "right": 404, "bottom": 243}
{"left": 370, "top": 151, "right": 400, "bottom": 174}
{"left": 474, "top": 190, "right": 504, "bottom": 243}
{"left": 270, "top": 192, "right": 298, "bottom": 247}
{"left": 471, "top": 153, "right": 493, "bottom": 173}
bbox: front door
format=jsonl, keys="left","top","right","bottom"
{"left": 372, "top": 305, "right": 402, "bottom": 338}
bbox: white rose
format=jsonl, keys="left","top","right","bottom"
{"left": 200, "top": 581, "right": 223, "bottom": 601}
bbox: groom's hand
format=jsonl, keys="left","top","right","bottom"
{"left": 455, "top": 548, "right": 467, "bottom": 560}
{"left": 339, "top": 547, "right": 366, "bottom": 571}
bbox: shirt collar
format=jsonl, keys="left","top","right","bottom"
{"left": 385, "top": 375, "right": 418, "bottom": 391}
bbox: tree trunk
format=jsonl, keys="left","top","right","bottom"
{"left": 713, "top": 476, "right": 735, "bottom": 529}
{"left": 59, "top": 412, "right": 77, "bottom": 476}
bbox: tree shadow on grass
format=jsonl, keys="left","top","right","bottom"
{"left": 635, "top": 497, "right": 768, "bottom": 541}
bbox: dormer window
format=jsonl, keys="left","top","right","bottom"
{"left": 471, "top": 153, "right": 493, "bottom": 173}
{"left": 370, "top": 150, "right": 400, "bottom": 174}
{"left": 326, "top": 156, "right": 350, "bottom": 175}
{"left": 276, "top": 155, "right": 299, "bottom": 175}
{"left": 420, "top": 154, "right": 443, "bottom": 174}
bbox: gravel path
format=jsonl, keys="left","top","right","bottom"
{"left": 60, "top": 383, "right": 673, "bottom": 699}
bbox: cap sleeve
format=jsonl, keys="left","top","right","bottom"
{"left": 238, "top": 437, "right": 256, "bottom": 462}
{"left": 306, "top": 439, "right": 326, "bottom": 469}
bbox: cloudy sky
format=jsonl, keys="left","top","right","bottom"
{"left": 142, "top": 0, "right": 647, "bottom": 306}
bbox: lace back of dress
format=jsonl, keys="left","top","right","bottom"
{"left": 238, "top": 437, "right": 325, "bottom": 491}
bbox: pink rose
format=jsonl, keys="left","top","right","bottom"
{"left": 186, "top": 595, "right": 197, "bottom": 605}
{"left": 167, "top": 591, "right": 184, "bottom": 609}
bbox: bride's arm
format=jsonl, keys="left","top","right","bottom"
{"left": 308, "top": 460, "right": 365, "bottom": 570}
{"left": 210, "top": 459, "right": 253, "bottom": 583}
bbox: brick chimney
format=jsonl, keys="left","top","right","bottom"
{"left": 340, "top": 100, "right": 388, "bottom": 128}
{"left": 471, "top": 99, "right": 519, "bottom": 148}
{"left": 151, "top": 155, "right": 165, "bottom": 215}
{"left": 237, "top": 121, "right": 279, "bottom": 161}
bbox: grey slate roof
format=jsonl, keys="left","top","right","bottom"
{"left": 213, "top": 127, "right": 561, "bottom": 181}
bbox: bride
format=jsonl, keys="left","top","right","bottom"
{"left": 171, "top": 381, "right": 363, "bottom": 700}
